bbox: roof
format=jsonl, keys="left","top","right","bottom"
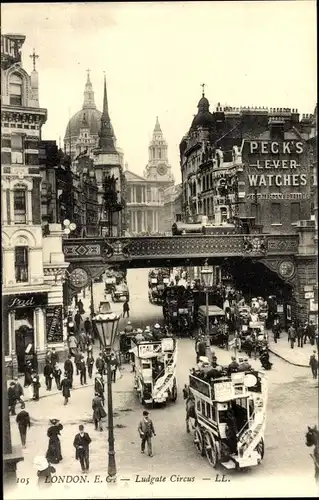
{"left": 124, "top": 170, "right": 147, "bottom": 182}
{"left": 64, "top": 107, "right": 103, "bottom": 140}
{"left": 198, "top": 305, "right": 225, "bottom": 316}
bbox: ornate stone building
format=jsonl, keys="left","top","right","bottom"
{"left": 1, "top": 34, "right": 68, "bottom": 376}
{"left": 179, "top": 89, "right": 317, "bottom": 324}
{"left": 162, "top": 183, "right": 183, "bottom": 234}
{"left": 124, "top": 117, "right": 174, "bottom": 234}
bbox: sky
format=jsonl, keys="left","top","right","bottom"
{"left": 2, "top": 1, "right": 317, "bottom": 182}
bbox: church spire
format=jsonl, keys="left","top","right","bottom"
{"left": 154, "top": 116, "right": 162, "bottom": 133}
{"left": 98, "top": 74, "right": 116, "bottom": 153}
{"left": 83, "top": 69, "right": 96, "bottom": 109}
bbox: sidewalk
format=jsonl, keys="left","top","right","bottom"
{"left": 268, "top": 331, "right": 315, "bottom": 368}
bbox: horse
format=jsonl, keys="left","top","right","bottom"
{"left": 185, "top": 390, "right": 197, "bottom": 433}
{"left": 305, "top": 425, "right": 319, "bottom": 482}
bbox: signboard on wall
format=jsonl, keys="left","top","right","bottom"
{"left": 46, "top": 305, "right": 63, "bottom": 343}
{"left": 4, "top": 293, "right": 48, "bottom": 310}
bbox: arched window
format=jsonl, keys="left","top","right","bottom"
{"left": 15, "top": 246, "right": 28, "bottom": 282}
{"left": 14, "top": 187, "right": 27, "bottom": 223}
{"left": 9, "top": 73, "right": 23, "bottom": 106}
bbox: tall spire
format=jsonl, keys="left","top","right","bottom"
{"left": 154, "top": 116, "right": 162, "bottom": 133}
{"left": 98, "top": 74, "right": 116, "bottom": 153}
{"left": 83, "top": 70, "right": 96, "bottom": 109}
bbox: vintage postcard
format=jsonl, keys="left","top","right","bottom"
{"left": 2, "top": 1, "right": 318, "bottom": 499}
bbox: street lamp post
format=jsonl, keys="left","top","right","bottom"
{"left": 91, "top": 309, "right": 121, "bottom": 480}
{"left": 201, "top": 260, "right": 214, "bottom": 354}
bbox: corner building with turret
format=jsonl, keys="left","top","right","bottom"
{"left": 180, "top": 91, "right": 318, "bottom": 327}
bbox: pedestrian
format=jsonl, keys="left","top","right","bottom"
{"left": 45, "top": 349, "right": 52, "bottom": 365}
{"left": 68, "top": 333, "right": 78, "bottom": 357}
{"left": 86, "top": 350, "right": 94, "bottom": 379}
{"left": 44, "top": 360, "right": 53, "bottom": 391}
{"left": 8, "top": 382, "right": 17, "bottom": 415}
{"left": 16, "top": 409, "right": 31, "bottom": 448}
{"left": 123, "top": 299, "right": 130, "bottom": 318}
{"left": 13, "top": 377, "right": 25, "bottom": 409}
{"left": 307, "top": 321, "right": 316, "bottom": 346}
{"left": 31, "top": 370, "right": 41, "bottom": 401}
{"left": 64, "top": 355, "right": 74, "bottom": 388}
{"left": 94, "top": 374, "right": 105, "bottom": 405}
{"left": 110, "top": 352, "right": 119, "bottom": 383}
{"left": 84, "top": 317, "right": 92, "bottom": 335}
{"left": 77, "top": 300, "right": 85, "bottom": 315}
{"left": 309, "top": 351, "right": 318, "bottom": 379}
{"left": 296, "top": 323, "right": 304, "bottom": 348}
{"left": 53, "top": 363, "right": 62, "bottom": 390}
{"left": 60, "top": 374, "right": 71, "bottom": 405}
{"left": 95, "top": 353, "right": 105, "bottom": 376}
{"left": 92, "top": 393, "right": 106, "bottom": 431}
{"left": 74, "top": 349, "right": 82, "bottom": 376}
{"left": 34, "top": 456, "right": 56, "bottom": 488}
{"left": 46, "top": 418, "right": 63, "bottom": 464}
{"left": 73, "top": 425, "right": 91, "bottom": 473}
{"left": 288, "top": 323, "right": 296, "bottom": 349}
{"left": 24, "top": 361, "right": 33, "bottom": 388}
{"left": 138, "top": 410, "right": 156, "bottom": 457}
{"left": 78, "top": 330, "right": 86, "bottom": 353}
{"left": 50, "top": 347, "right": 59, "bottom": 366}
{"left": 79, "top": 356, "right": 87, "bottom": 385}
{"left": 74, "top": 311, "right": 82, "bottom": 335}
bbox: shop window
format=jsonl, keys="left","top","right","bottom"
{"left": 271, "top": 203, "right": 281, "bottom": 224}
{"left": 15, "top": 246, "right": 28, "bottom": 282}
{"left": 290, "top": 202, "right": 300, "bottom": 224}
{"left": 9, "top": 73, "right": 23, "bottom": 106}
{"left": 11, "top": 135, "right": 24, "bottom": 164}
{"left": 14, "top": 189, "right": 27, "bottom": 223}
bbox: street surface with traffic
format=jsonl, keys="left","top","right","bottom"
{"left": 7, "top": 269, "right": 318, "bottom": 499}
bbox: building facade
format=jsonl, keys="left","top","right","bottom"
{"left": 179, "top": 91, "right": 317, "bottom": 324}
{"left": 162, "top": 183, "right": 183, "bottom": 234}
{"left": 125, "top": 117, "right": 175, "bottom": 234}
{"left": 1, "top": 34, "right": 69, "bottom": 376}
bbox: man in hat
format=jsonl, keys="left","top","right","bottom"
{"left": 95, "top": 352, "right": 105, "bottom": 376}
{"left": 16, "top": 409, "right": 31, "bottom": 448}
{"left": 53, "top": 363, "right": 62, "bottom": 390}
{"left": 110, "top": 352, "right": 119, "bottom": 383}
{"left": 152, "top": 323, "right": 162, "bottom": 340}
{"left": 227, "top": 356, "right": 239, "bottom": 375}
{"left": 138, "top": 410, "right": 156, "bottom": 457}
{"left": 64, "top": 355, "right": 74, "bottom": 388}
{"left": 94, "top": 374, "right": 105, "bottom": 405}
{"left": 8, "top": 382, "right": 17, "bottom": 415}
{"left": 31, "top": 370, "right": 41, "bottom": 401}
{"left": 50, "top": 347, "right": 59, "bottom": 367}
{"left": 123, "top": 299, "right": 130, "bottom": 318}
{"left": 309, "top": 351, "right": 318, "bottom": 379}
{"left": 79, "top": 355, "right": 87, "bottom": 385}
{"left": 73, "top": 425, "right": 91, "bottom": 473}
{"left": 74, "top": 349, "right": 83, "bottom": 376}
{"left": 135, "top": 329, "right": 145, "bottom": 343}
{"left": 238, "top": 356, "right": 252, "bottom": 372}
{"left": 60, "top": 374, "right": 71, "bottom": 405}
{"left": 43, "top": 360, "right": 54, "bottom": 391}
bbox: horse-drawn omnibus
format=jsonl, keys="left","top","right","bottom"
{"left": 163, "top": 285, "right": 195, "bottom": 336}
{"left": 131, "top": 337, "right": 178, "bottom": 406}
{"left": 198, "top": 305, "right": 227, "bottom": 347}
{"left": 185, "top": 367, "right": 268, "bottom": 470}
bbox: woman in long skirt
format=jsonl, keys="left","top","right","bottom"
{"left": 46, "top": 419, "right": 63, "bottom": 464}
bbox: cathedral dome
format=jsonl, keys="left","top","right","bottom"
{"left": 64, "top": 107, "right": 103, "bottom": 140}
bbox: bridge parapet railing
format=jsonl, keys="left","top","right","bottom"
{"left": 62, "top": 233, "right": 299, "bottom": 262}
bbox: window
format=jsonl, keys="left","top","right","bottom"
{"left": 11, "top": 135, "right": 24, "bottom": 164}
{"left": 201, "top": 401, "right": 206, "bottom": 416}
{"left": 290, "top": 202, "right": 300, "bottom": 224}
{"left": 9, "top": 73, "right": 23, "bottom": 106}
{"left": 271, "top": 203, "right": 281, "bottom": 224}
{"left": 15, "top": 246, "right": 28, "bottom": 282}
{"left": 206, "top": 403, "right": 211, "bottom": 419}
{"left": 14, "top": 189, "right": 27, "bottom": 223}
{"left": 220, "top": 207, "right": 228, "bottom": 223}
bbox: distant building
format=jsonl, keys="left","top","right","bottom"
{"left": 124, "top": 117, "right": 174, "bottom": 234}
{"left": 163, "top": 183, "right": 183, "bottom": 234}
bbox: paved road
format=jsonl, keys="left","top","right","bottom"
{"left": 7, "top": 269, "right": 318, "bottom": 499}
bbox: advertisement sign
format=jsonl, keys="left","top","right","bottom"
{"left": 214, "top": 381, "right": 234, "bottom": 401}
{"left": 151, "top": 278, "right": 157, "bottom": 284}
{"left": 138, "top": 343, "right": 161, "bottom": 357}
{"left": 162, "top": 338, "right": 174, "bottom": 352}
{"left": 46, "top": 305, "right": 63, "bottom": 343}
{"left": 5, "top": 292, "right": 48, "bottom": 310}
{"left": 304, "top": 285, "right": 314, "bottom": 292}
{"left": 305, "top": 292, "right": 314, "bottom": 299}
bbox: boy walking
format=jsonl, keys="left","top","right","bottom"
{"left": 138, "top": 410, "right": 156, "bottom": 457}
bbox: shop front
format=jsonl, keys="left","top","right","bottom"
{"left": 3, "top": 292, "right": 48, "bottom": 376}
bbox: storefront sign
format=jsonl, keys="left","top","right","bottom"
{"left": 46, "top": 306, "right": 63, "bottom": 343}
{"left": 5, "top": 293, "right": 48, "bottom": 310}
{"left": 304, "top": 285, "right": 314, "bottom": 292}
{"left": 305, "top": 292, "right": 314, "bottom": 299}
